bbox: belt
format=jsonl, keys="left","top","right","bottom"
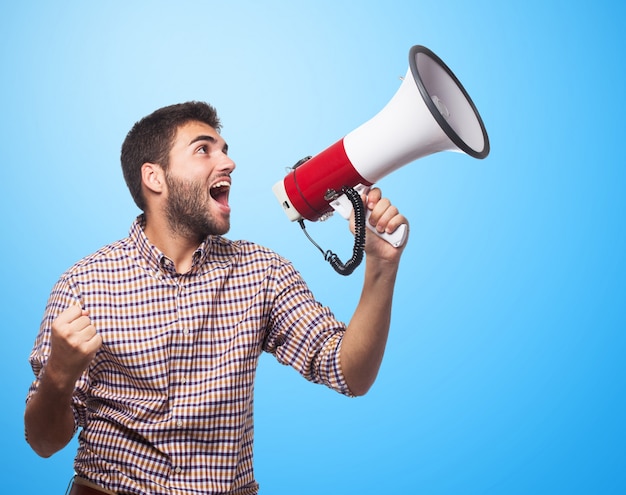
{"left": 68, "top": 477, "right": 117, "bottom": 495}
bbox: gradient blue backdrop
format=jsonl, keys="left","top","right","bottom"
{"left": 2, "top": 1, "right": 624, "bottom": 493}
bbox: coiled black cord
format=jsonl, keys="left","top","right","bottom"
{"left": 298, "top": 186, "right": 366, "bottom": 276}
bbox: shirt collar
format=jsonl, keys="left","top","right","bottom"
{"left": 129, "top": 215, "right": 213, "bottom": 276}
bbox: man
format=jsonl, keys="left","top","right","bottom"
{"left": 25, "top": 101, "right": 409, "bottom": 495}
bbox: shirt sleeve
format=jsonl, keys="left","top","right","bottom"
{"left": 263, "top": 259, "right": 354, "bottom": 397}
{"left": 26, "top": 274, "right": 91, "bottom": 431}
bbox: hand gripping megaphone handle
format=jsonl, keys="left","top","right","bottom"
{"left": 329, "top": 186, "right": 408, "bottom": 248}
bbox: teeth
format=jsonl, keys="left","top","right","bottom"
{"left": 211, "top": 180, "right": 230, "bottom": 189}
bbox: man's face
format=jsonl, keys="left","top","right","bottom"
{"left": 163, "top": 121, "right": 235, "bottom": 238}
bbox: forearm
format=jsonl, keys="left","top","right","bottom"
{"left": 24, "top": 362, "right": 77, "bottom": 457}
{"left": 340, "top": 257, "right": 400, "bottom": 396}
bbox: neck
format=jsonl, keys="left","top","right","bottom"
{"left": 143, "top": 213, "right": 204, "bottom": 274}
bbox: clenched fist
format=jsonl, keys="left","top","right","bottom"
{"left": 48, "top": 305, "right": 102, "bottom": 387}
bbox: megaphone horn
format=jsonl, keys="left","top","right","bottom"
{"left": 273, "top": 45, "right": 490, "bottom": 274}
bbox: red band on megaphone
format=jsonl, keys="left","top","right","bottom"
{"left": 283, "top": 139, "right": 372, "bottom": 221}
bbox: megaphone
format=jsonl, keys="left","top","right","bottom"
{"left": 273, "top": 45, "right": 490, "bottom": 274}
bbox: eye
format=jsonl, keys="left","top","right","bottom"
{"left": 196, "top": 144, "right": 208, "bottom": 154}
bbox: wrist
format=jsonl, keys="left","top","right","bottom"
{"left": 365, "top": 254, "right": 400, "bottom": 279}
{"left": 40, "top": 356, "right": 80, "bottom": 396}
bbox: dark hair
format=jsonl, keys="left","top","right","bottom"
{"left": 120, "top": 101, "right": 221, "bottom": 211}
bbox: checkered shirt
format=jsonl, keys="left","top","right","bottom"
{"left": 27, "top": 216, "right": 351, "bottom": 494}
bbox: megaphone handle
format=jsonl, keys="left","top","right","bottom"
{"left": 365, "top": 212, "right": 408, "bottom": 248}
{"left": 329, "top": 192, "right": 408, "bottom": 248}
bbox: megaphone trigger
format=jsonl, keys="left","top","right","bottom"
{"left": 328, "top": 184, "right": 368, "bottom": 220}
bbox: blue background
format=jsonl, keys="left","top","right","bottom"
{"left": 2, "top": 1, "right": 624, "bottom": 493}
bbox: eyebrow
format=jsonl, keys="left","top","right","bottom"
{"left": 189, "top": 135, "right": 229, "bottom": 153}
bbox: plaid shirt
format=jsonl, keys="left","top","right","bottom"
{"left": 27, "top": 216, "right": 351, "bottom": 495}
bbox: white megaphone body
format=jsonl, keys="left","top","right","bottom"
{"left": 272, "top": 45, "right": 490, "bottom": 273}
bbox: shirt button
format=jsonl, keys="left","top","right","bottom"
{"left": 183, "top": 328, "right": 190, "bottom": 336}
{"left": 181, "top": 377, "right": 187, "bottom": 384}
{"left": 174, "top": 467, "right": 182, "bottom": 474}
{"left": 176, "top": 419, "right": 184, "bottom": 427}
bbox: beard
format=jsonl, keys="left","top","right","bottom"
{"left": 163, "top": 172, "right": 230, "bottom": 239}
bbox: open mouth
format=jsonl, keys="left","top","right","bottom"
{"left": 210, "top": 180, "right": 231, "bottom": 207}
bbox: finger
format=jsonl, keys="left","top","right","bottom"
{"left": 70, "top": 314, "right": 95, "bottom": 332}
{"left": 367, "top": 197, "right": 393, "bottom": 231}
{"left": 364, "top": 187, "right": 382, "bottom": 208}
{"left": 87, "top": 332, "right": 103, "bottom": 352}
{"left": 67, "top": 318, "right": 100, "bottom": 354}
{"left": 377, "top": 205, "right": 402, "bottom": 233}
{"left": 79, "top": 327, "right": 102, "bottom": 354}
{"left": 382, "top": 212, "right": 408, "bottom": 235}
{"left": 55, "top": 305, "right": 84, "bottom": 326}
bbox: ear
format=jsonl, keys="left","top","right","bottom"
{"left": 141, "top": 162, "right": 165, "bottom": 195}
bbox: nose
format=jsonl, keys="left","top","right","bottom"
{"left": 219, "top": 151, "right": 236, "bottom": 172}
